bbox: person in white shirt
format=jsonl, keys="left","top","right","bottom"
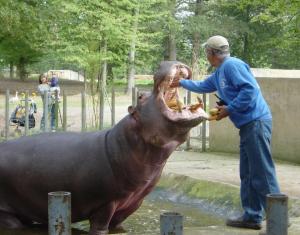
{"left": 37, "top": 74, "right": 50, "bottom": 130}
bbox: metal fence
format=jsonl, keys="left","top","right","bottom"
{"left": 1, "top": 88, "right": 208, "bottom": 151}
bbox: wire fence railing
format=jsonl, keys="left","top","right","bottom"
{"left": 0, "top": 88, "right": 209, "bottom": 151}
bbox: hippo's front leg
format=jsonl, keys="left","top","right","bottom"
{"left": 89, "top": 202, "right": 117, "bottom": 235}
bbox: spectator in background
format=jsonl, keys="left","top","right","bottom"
{"left": 49, "top": 76, "right": 60, "bottom": 131}
{"left": 37, "top": 74, "right": 50, "bottom": 130}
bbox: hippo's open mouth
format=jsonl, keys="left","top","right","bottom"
{"left": 155, "top": 63, "right": 209, "bottom": 124}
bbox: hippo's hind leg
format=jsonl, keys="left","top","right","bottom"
{"left": 0, "top": 210, "right": 27, "bottom": 229}
{"left": 88, "top": 202, "right": 117, "bottom": 235}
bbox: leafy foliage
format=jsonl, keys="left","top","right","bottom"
{"left": 0, "top": 0, "right": 298, "bottom": 82}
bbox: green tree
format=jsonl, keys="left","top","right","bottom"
{"left": 214, "top": 0, "right": 299, "bottom": 68}
{"left": 0, "top": 0, "right": 53, "bottom": 79}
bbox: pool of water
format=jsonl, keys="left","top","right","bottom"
{"left": 0, "top": 188, "right": 227, "bottom": 235}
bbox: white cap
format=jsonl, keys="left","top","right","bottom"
{"left": 203, "top": 35, "right": 229, "bottom": 52}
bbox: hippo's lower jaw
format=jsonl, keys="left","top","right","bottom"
{"left": 159, "top": 91, "right": 208, "bottom": 127}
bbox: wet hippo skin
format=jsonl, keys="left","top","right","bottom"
{"left": 0, "top": 61, "right": 208, "bottom": 235}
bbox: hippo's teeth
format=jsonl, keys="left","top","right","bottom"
{"left": 196, "top": 96, "right": 204, "bottom": 108}
{"left": 176, "top": 99, "right": 182, "bottom": 112}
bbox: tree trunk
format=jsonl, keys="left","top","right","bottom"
{"left": 191, "top": 33, "right": 200, "bottom": 80}
{"left": 99, "top": 39, "right": 107, "bottom": 130}
{"left": 17, "top": 57, "right": 27, "bottom": 81}
{"left": 242, "top": 6, "right": 251, "bottom": 65}
{"left": 9, "top": 62, "right": 14, "bottom": 79}
{"left": 169, "top": 33, "right": 176, "bottom": 61}
{"left": 168, "top": 0, "right": 177, "bottom": 61}
{"left": 162, "top": 0, "right": 177, "bottom": 60}
{"left": 126, "top": 8, "right": 139, "bottom": 95}
{"left": 83, "top": 69, "right": 87, "bottom": 93}
{"left": 100, "top": 39, "right": 107, "bottom": 91}
{"left": 191, "top": 0, "right": 202, "bottom": 80}
{"left": 243, "top": 33, "right": 251, "bottom": 65}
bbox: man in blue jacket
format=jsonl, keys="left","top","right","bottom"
{"left": 171, "top": 35, "right": 280, "bottom": 230}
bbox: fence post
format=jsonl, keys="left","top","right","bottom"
{"left": 81, "top": 91, "right": 86, "bottom": 132}
{"left": 132, "top": 87, "right": 138, "bottom": 106}
{"left": 63, "top": 91, "right": 67, "bottom": 131}
{"left": 186, "top": 91, "right": 191, "bottom": 150}
{"left": 48, "top": 192, "right": 71, "bottom": 235}
{"left": 43, "top": 91, "right": 49, "bottom": 132}
{"left": 24, "top": 91, "right": 29, "bottom": 136}
{"left": 266, "top": 193, "right": 288, "bottom": 235}
{"left": 111, "top": 87, "right": 115, "bottom": 126}
{"left": 160, "top": 212, "right": 183, "bottom": 235}
{"left": 55, "top": 90, "right": 59, "bottom": 130}
{"left": 5, "top": 90, "right": 10, "bottom": 140}
{"left": 202, "top": 93, "right": 207, "bottom": 152}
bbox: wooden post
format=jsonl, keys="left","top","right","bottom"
{"left": 186, "top": 91, "right": 191, "bottom": 150}
{"left": 5, "top": 90, "right": 10, "bottom": 140}
{"left": 202, "top": 93, "right": 207, "bottom": 152}
{"left": 81, "top": 91, "right": 86, "bottom": 132}
{"left": 43, "top": 91, "right": 49, "bottom": 132}
{"left": 111, "top": 87, "right": 115, "bottom": 126}
{"left": 63, "top": 91, "right": 67, "bottom": 131}
{"left": 187, "top": 91, "right": 191, "bottom": 105}
{"left": 132, "top": 87, "right": 138, "bottom": 106}
{"left": 55, "top": 90, "right": 59, "bottom": 130}
{"left": 24, "top": 91, "right": 29, "bottom": 136}
{"left": 83, "top": 70, "right": 87, "bottom": 93}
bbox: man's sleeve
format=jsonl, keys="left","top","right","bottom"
{"left": 179, "top": 74, "right": 216, "bottom": 93}
{"left": 226, "top": 63, "right": 258, "bottom": 113}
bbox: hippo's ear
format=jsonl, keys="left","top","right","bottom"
{"left": 128, "top": 105, "right": 136, "bottom": 115}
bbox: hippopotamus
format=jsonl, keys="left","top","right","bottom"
{"left": 0, "top": 61, "right": 208, "bottom": 235}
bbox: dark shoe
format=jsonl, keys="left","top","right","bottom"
{"left": 226, "top": 216, "right": 262, "bottom": 230}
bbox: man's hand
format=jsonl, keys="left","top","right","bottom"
{"left": 216, "top": 105, "right": 229, "bottom": 121}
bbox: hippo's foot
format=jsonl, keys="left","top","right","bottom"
{"left": 0, "top": 211, "right": 27, "bottom": 229}
{"left": 109, "top": 224, "right": 126, "bottom": 234}
{"left": 88, "top": 229, "right": 109, "bottom": 235}
{"left": 89, "top": 202, "right": 118, "bottom": 235}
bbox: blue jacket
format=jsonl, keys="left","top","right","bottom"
{"left": 180, "top": 57, "right": 272, "bottom": 128}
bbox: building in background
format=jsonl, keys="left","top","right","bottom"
{"left": 47, "top": 70, "right": 84, "bottom": 82}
